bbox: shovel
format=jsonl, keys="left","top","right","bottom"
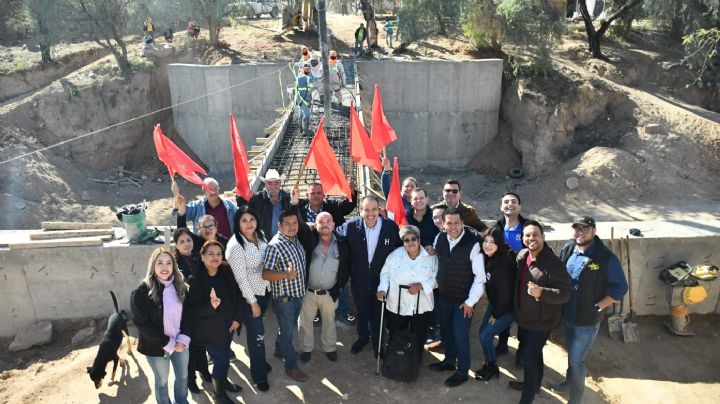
{"left": 607, "top": 227, "right": 623, "bottom": 340}
{"left": 622, "top": 236, "right": 641, "bottom": 343}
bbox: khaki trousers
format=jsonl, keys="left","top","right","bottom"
{"left": 298, "top": 291, "right": 338, "bottom": 352}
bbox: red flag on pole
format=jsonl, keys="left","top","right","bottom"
{"left": 229, "top": 114, "right": 253, "bottom": 201}
{"left": 304, "top": 117, "right": 353, "bottom": 201}
{"left": 370, "top": 84, "right": 398, "bottom": 152}
{"left": 349, "top": 101, "right": 382, "bottom": 172}
{"left": 385, "top": 157, "right": 407, "bottom": 227}
{"left": 152, "top": 124, "right": 211, "bottom": 193}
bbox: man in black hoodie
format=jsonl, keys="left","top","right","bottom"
{"left": 510, "top": 220, "right": 571, "bottom": 404}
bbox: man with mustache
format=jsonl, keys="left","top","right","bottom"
{"left": 237, "top": 169, "right": 291, "bottom": 239}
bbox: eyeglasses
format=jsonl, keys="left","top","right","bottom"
{"left": 443, "top": 189, "right": 459, "bottom": 194}
{"left": 573, "top": 226, "right": 592, "bottom": 234}
{"left": 200, "top": 224, "right": 216, "bottom": 230}
{"left": 402, "top": 237, "right": 418, "bottom": 243}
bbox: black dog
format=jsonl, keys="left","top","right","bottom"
{"left": 87, "top": 291, "right": 131, "bottom": 389}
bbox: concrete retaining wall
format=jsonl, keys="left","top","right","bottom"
{"left": 1, "top": 220, "right": 719, "bottom": 337}
{"left": 167, "top": 59, "right": 503, "bottom": 173}
{"left": 357, "top": 59, "right": 503, "bottom": 168}
{"left": 168, "top": 63, "right": 297, "bottom": 173}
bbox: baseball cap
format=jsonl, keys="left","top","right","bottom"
{"left": 572, "top": 216, "right": 596, "bottom": 228}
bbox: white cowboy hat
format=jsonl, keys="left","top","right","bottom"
{"left": 260, "top": 169, "right": 285, "bottom": 182}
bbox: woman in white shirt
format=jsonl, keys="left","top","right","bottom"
{"left": 225, "top": 206, "right": 272, "bottom": 392}
{"left": 377, "top": 225, "right": 438, "bottom": 359}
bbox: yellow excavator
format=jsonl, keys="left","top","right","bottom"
{"left": 280, "top": 0, "right": 318, "bottom": 33}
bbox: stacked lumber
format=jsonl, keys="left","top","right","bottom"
{"left": 7, "top": 222, "right": 115, "bottom": 250}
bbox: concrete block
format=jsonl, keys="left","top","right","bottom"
{"left": 0, "top": 250, "right": 36, "bottom": 338}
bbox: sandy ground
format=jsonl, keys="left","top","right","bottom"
{"left": 1, "top": 306, "right": 719, "bottom": 404}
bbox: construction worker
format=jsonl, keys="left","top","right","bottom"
{"left": 328, "top": 50, "right": 345, "bottom": 107}
{"left": 383, "top": 17, "right": 394, "bottom": 49}
{"left": 300, "top": 45, "right": 311, "bottom": 62}
{"left": 295, "top": 63, "right": 314, "bottom": 135}
{"left": 308, "top": 53, "right": 324, "bottom": 102}
{"left": 354, "top": 23, "right": 367, "bottom": 56}
{"left": 143, "top": 17, "right": 154, "bottom": 37}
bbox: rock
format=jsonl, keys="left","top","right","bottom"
{"left": 71, "top": 326, "right": 96, "bottom": 347}
{"left": 645, "top": 123, "right": 663, "bottom": 134}
{"left": 88, "top": 71, "right": 95, "bottom": 78}
{"left": 14, "top": 202, "right": 26, "bottom": 210}
{"left": 81, "top": 191, "right": 92, "bottom": 201}
{"left": 141, "top": 175, "right": 149, "bottom": 181}
{"left": 566, "top": 176, "right": 580, "bottom": 190}
{"left": 9, "top": 321, "right": 53, "bottom": 351}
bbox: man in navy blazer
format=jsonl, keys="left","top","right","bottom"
{"left": 337, "top": 195, "right": 401, "bottom": 356}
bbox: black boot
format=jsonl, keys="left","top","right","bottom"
{"left": 225, "top": 378, "right": 242, "bottom": 393}
{"left": 495, "top": 330, "right": 509, "bottom": 355}
{"left": 212, "top": 378, "right": 233, "bottom": 404}
{"left": 474, "top": 361, "right": 500, "bottom": 381}
{"left": 187, "top": 377, "right": 200, "bottom": 394}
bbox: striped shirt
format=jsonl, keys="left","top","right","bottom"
{"left": 226, "top": 234, "right": 270, "bottom": 305}
{"left": 263, "top": 232, "right": 307, "bottom": 298}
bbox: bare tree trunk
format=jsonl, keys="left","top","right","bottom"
{"left": 207, "top": 17, "right": 219, "bottom": 45}
{"left": 361, "top": 0, "right": 377, "bottom": 52}
{"left": 578, "top": 0, "right": 643, "bottom": 59}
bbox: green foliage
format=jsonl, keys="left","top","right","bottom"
{"left": 397, "top": 0, "right": 468, "bottom": 45}
{"left": 682, "top": 27, "right": 720, "bottom": 80}
{"left": 0, "top": 0, "right": 32, "bottom": 42}
{"left": 495, "top": 0, "right": 565, "bottom": 75}
{"left": 463, "top": 0, "right": 502, "bottom": 51}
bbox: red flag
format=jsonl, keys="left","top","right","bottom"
{"left": 385, "top": 157, "right": 407, "bottom": 227}
{"left": 229, "top": 114, "right": 252, "bottom": 201}
{"left": 349, "top": 101, "right": 382, "bottom": 172}
{"left": 304, "top": 117, "right": 353, "bottom": 201}
{"left": 370, "top": 84, "right": 398, "bottom": 152}
{"left": 152, "top": 124, "right": 211, "bottom": 193}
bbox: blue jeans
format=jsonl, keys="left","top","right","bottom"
{"left": 436, "top": 296, "right": 473, "bottom": 375}
{"left": 478, "top": 306, "right": 515, "bottom": 363}
{"left": 206, "top": 328, "right": 233, "bottom": 380}
{"left": 518, "top": 327, "right": 551, "bottom": 404}
{"left": 242, "top": 295, "right": 270, "bottom": 384}
{"left": 335, "top": 286, "right": 349, "bottom": 317}
{"left": 273, "top": 296, "right": 303, "bottom": 369}
{"left": 563, "top": 321, "right": 601, "bottom": 404}
{"left": 354, "top": 40, "right": 363, "bottom": 55}
{"left": 145, "top": 349, "right": 190, "bottom": 404}
{"left": 299, "top": 105, "right": 310, "bottom": 131}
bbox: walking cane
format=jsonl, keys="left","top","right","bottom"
{"left": 375, "top": 298, "right": 385, "bottom": 377}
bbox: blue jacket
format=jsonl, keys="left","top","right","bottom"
{"left": 183, "top": 198, "right": 238, "bottom": 235}
{"left": 336, "top": 217, "right": 402, "bottom": 289}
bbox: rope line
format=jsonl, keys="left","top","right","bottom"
{"left": 0, "top": 64, "right": 289, "bottom": 166}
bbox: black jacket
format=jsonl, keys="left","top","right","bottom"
{"left": 238, "top": 189, "right": 292, "bottom": 239}
{"left": 435, "top": 226, "right": 480, "bottom": 305}
{"left": 186, "top": 264, "right": 242, "bottom": 348}
{"left": 130, "top": 281, "right": 191, "bottom": 357}
{"left": 484, "top": 248, "right": 517, "bottom": 318}
{"left": 297, "top": 189, "right": 358, "bottom": 226}
{"left": 297, "top": 225, "right": 351, "bottom": 301}
{"left": 514, "top": 245, "right": 571, "bottom": 332}
{"left": 339, "top": 217, "right": 401, "bottom": 290}
{"left": 177, "top": 213, "right": 229, "bottom": 254}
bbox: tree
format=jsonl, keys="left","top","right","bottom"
{"left": 577, "top": 0, "right": 643, "bottom": 58}
{"left": 360, "top": 0, "right": 379, "bottom": 51}
{"left": 183, "top": 0, "right": 229, "bottom": 46}
{"left": 25, "top": 0, "right": 71, "bottom": 63}
{"left": 395, "top": 0, "right": 467, "bottom": 52}
{"left": 69, "top": 0, "right": 135, "bottom": 74}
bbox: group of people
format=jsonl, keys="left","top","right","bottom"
{"left": 130, "top": 165, "right": 628, "bottom": 404}
{"left": 294, "top": 45, "right": 347, "bottom": 133}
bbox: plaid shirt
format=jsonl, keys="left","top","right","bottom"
{"left": 263, "top": 231, "right": 307, "bottom": 298}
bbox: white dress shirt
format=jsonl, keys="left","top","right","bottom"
{"left": 433, "top": 229, "right": 486, "bottom": 307}
{"left": 364, "top": 219, "right": 382, "bottom": 264}
{"left": 378, "top": 247, "right": 438, "bottom": 316}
